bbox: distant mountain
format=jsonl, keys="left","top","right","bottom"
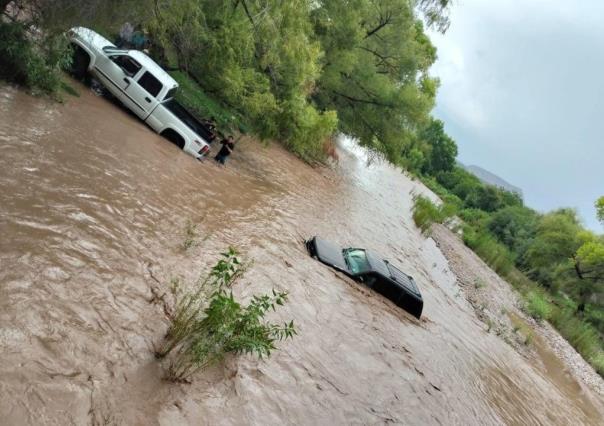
{"left": 461, "top": 164, "right": 523, "bottom": 197}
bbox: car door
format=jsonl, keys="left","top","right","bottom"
{"left": 94, "top": 54, "right": 145, "bottom": 114}
{"left": 124, "top": 70, "right": 162, "bottom": 120}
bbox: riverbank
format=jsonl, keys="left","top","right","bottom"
{"left": 1, "top": 84, "right": 603, "bottom": 424}
{"left": 431, "top": 224, "right": 604, "bottom": 399}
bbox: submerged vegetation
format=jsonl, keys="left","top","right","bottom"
{"left": 157, "top": 248, "right": 296, "bottom": 382}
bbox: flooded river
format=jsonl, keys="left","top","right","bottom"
{"left": 0, "top": 84, "right": 603, "bottom": 425}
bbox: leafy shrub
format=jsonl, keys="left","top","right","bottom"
{"left": 0, "top": 22, "right": 71, "bottom": 95}
{"left": 167, "top": 289, "right": 295, "bottom": 381}
{"left": 158, "top": 248, "right": 296, "bottom": 382}
{"left": 279, "top": 95, "right": 338, "bottom": 163}
{"left": 156, "top": 247, "right": 247, "bottom": 358}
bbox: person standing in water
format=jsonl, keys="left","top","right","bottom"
{"left": 214, "top": 135, "right": 235, "bottom": 165}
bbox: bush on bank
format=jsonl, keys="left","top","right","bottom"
{"left": 0, "top": 21, "right": 71, "bottom": 95}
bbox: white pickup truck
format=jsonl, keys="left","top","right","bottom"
{"left": 67, "top": 27, "right": 211, "bottom": 160}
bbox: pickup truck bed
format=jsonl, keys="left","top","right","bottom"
{"left": 163, "top": 100, "right": 215, "bottom": 143}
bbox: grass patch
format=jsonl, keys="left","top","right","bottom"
{"left": 411, "top": 195, "right": 455, "bottom": 234}
{"left": 549, "top": 308, "right": 604, "bottom": 375}
{"left": 462, "top": 227, "right": 514, "bottom": 276}
{"left": 524, "top": 290, "right": 553, "bottom": 321}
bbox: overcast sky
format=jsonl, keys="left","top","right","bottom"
{"left": 428, "top": 0, "right": 603, "bottom": 232}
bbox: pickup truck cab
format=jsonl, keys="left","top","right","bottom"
{"left": 67, "top": 27, "right": 210, "bottom": 160}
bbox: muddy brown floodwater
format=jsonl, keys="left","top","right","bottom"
{"left": 1, "top": 83, "right": 603, "bottom": 425}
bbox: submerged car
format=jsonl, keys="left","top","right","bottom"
{"left": 305, "top": 236, "right": 423, "bottom": 319}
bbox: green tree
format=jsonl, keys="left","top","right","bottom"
{"left": 420, "top": 118, "right": 458, "bottom": 174}
{"left": 464, "top": 185, "right": 502, "bottom": 212}
{"left": 488, "top": 206, "right": 539, "bottom": 258}
{"left": 524, "top": 210, "right": 583, "bottom": 285}
{"left": 596, "top": 196, "right": 604, "bottom": 225}
{"left": 150, "top": 0, "right": 337, "bottom": 160}
{"left": 311, "top": 0, "right": 439, "bottom": 163}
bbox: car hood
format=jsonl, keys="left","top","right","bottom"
{"left": 311, "top": 236, "right": 348, "bottom": 272}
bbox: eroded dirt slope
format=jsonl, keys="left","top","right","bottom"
{"left": 1, "top": 85, "right": 603, "bottom": 425}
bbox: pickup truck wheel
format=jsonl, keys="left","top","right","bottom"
{"left": 70, "top": 44, "right": 90, "bottom": 81}
{"left": 161, "top": 129, "right": 185, "bottom": 150}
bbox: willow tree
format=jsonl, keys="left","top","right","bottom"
{"left": 150, "top": 0, "right": 337, "bottom": 161}
{"left": 311, "top": 0, "right": 440, "bottom": 163}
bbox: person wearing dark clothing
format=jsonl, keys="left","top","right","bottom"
{"left": 214, "top": 135, "right": 235, "bottom": 165}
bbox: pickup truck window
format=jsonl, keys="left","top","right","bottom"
{"left": 110, "top": 55, "right": 141, "bottom": 76}
{"left": 137, "top": 71, "right": 163, "bottom": 97}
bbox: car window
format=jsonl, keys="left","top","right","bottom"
{"left": 110, "top": 55, "right": 141, "bottom": 76}
{"left": 137, "top": 71, "right": 163, "bottom": 97}
{"left": 344, "top": 249, "right": 371, "bottom": 274}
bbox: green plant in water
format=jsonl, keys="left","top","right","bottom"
{"left": 155, "top": 247, "right": 248, "bottom": 358}
{"left": 166, "top": 289, "right": 296, "bottom": 382}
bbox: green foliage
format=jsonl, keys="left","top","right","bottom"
{"left": 170, "top": 70, "right": 246, "bottom": 133}
{"left": 150, "top": 0, "right": 337, "bottom": 161}
{"left": 419, "top": 118, "right": 458, "bottom": 174}
{"left": 524, "top": 210, "right": 583, "bottom": 283}
{"left": 158, "top": 248, "right": 295, "bottom": 382}
{"left": 0, "top": 22, "right": 72, "bottom": 95}
{"left": 310, "top": 0, "right": 439, "bottom": 163}
{"left": 596, "top": 196, "right": 604, "bottom": 225}
{"left": 411, "top": 195, "right": 455, "bottom": 234}
{"left": 464, "top": 185, "right": 504, "bottom": 212}
{"left": 524, "top": 290, "right": 553, "bottom": 320}
{"left": 167, "top": 289, "right": 295, "bottom": 381}
{"left": 417, "top": 0, "right": 453, "bottom": 33}
{"left": 156, "top": 247, "right": 248, "bottom": 358}
{"left": 549, "top": 308, "right": 604, "bottom": 375}
{"left": 487, "top": 206, "right": 539, "bottom": 257}
{"left": 463, "top": 226, "right": 514, "bottom": 275}
{"left": 459, "top": 208, "right": 490, "bottom": 229}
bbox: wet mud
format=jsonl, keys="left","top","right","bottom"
{"left": 1, "top": 84, "right": 603, "bottom": 425}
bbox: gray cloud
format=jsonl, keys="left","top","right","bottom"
{"left": 429, "top": 0, "right": 604, "bottom": 231}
